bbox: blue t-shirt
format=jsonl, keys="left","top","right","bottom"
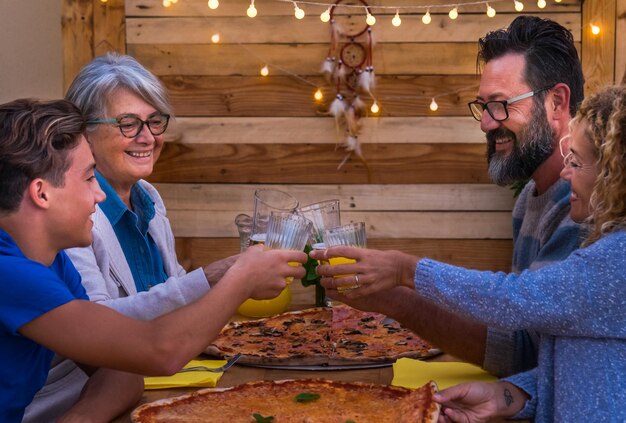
{"left": 95, "top": 171, "right": 168, "bottom": 292}
{"left": 0, "top": 228, "right": 88, "bottom": 423}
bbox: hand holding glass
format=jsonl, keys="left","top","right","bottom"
{"left": 322, "top": 222, "right": 367, "bottom": 292}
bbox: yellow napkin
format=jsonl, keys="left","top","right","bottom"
{"left": 392, "top": 358, "right": 497, "bottom": 390}
{"left": 144, "top": 359, "right": 227, "bottom": 390}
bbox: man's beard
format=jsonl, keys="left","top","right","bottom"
{"left": 486, "top": 102, "right": 555, "bottom": 186}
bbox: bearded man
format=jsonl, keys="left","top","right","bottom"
{"left": 311, "top": 16, "right": 584, "bottom": 378}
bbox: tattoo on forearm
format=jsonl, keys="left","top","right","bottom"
{"left": 504, "top": 388, "right": 514, "bottom": 407}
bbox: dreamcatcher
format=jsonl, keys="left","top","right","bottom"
{"left": 321, "top": 0, "right": 376, "bottom": 171}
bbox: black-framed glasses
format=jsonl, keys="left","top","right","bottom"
{"left": 88, "top": 112, "right": 170, "bottom": 138}
{"left": 468, "top": 86, "right": 552, "bottom": 122}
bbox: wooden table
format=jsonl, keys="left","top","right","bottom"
{"left": 112, "top": 283, "right": 454, "bottom": 422}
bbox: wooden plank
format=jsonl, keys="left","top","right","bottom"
{"left": 127, "top": 43, "right": 482, "bottom": 76}
{"left": 617, "top": 0, "right": 626, "bottom": 83}
{"left": 175, "top": 238, "right": 513, "bottom": 272}
{"left": 582, "top": 0, "right": 617, "bottom": 95}
{"left": 154, "top": 183, "right": 515, "bottom": 212}
{"left": 62, "top": 0, "right": 94, "bottom": 92}
{"left": 167, "top": 210, "right": 512, "bottom": 238}
{"left": 127, "top": 0, "right": 582, "bottom": 16}
{"left": 163, "top": 75, "right": 481, "bottom": 117}
{"left": 126, "top": 13, "right": 581, "bottom": 44}
{"left": 149, "top": 143, "right": 492, "bottom": 184}
{"left": 165, "top": 117, "right": 485, "bottom": 144}
{"left": 93, "top": 0, "right": 126, "bottom": 55}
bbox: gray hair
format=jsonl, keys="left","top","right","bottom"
{"left": 65, "top": 52, "right": 172, "bottom": 129}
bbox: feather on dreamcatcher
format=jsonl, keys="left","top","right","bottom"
{"left": 322, "top": 0, "right": 376, "bottom": 173}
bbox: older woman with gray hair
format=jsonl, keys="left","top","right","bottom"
{"left": 25, "top": 53, "right": 237, "bottom": 422}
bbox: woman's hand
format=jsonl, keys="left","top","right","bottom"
{"left": 309, "top": 246, "right": 419, "bottom": 297}
{"left": 203, "top": 254, "right": 239, "bottom": 287}
{"left": 434, "top": 381, "right": 528, "bottom": 423}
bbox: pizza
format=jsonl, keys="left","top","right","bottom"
{"left": 204, "top": 305, "right": 439, "bottom": 366}
{"left": 131, "top": 379, "right": 440, "bottom": 423}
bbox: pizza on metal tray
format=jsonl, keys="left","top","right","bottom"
{"left": 204, "top": 305, "right": 439, "bottom": 366}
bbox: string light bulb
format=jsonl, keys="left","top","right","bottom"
{"left": 314, "top": 89, "right": 323, "bottom": 101}
{"left": 247, "top": 0, "right": 257, "bottom": 17}
{"left": 422, "top": 10, "right": 432, "bottom": 25}
{"left": 486, "top": 4, "right": 496, "bottom": 17}
{"left": 100, "top": 0, "right": 108, "bottom": 3}
{"left": 171, "top": 0, "right": 178, "bottom": 3}
{"left": 429, "top": 98, "right": 439, "bottom": 111}
{"left": 590, "top": 23, "right": 601, "bottom": 35}
{"left": 370, "top": 101, "right": 380, "bottom": 114}
{"left": 260, "top": 65, "right": 269, "bottom": 76}
{"left": 211, "top": 33, "right": 220, "bottom": 43}
{"left": 554, "top": 0, "right": 562, "bottom": 2}
{"left": 293, "top": 2, "right": 305, "bottom": 19}
{"left": 320, "top": 7, "right": 331, "bottom": 22}
{"left": 207, "top": 0, "right": 219, "bottom": 9}
{"left": 448, "top": 7, "right": 458, "bottom": 20}
{"left": 392, "top": 10, "right": 402, "bottom": 27}
{"left": 537, "top": 0, "right": 546, "bottom": 8}
{"left": 366, "top": 10, "right": 376, "bottom": 26}
{"left": 514, "top": 0, "right": 524, "bottom": 11}
{"left": 163, "top": 0, "right": 171, "bottom": 7}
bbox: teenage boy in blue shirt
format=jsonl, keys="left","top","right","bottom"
{"left": 0, "top": 98, "right": 306, "bottom": 422}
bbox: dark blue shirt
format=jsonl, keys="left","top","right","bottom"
{"left": 95, "top": 172, "right": 168, "bottom": 292}
{"left": 0, "top": 228, "right": 88, "bottom": 423}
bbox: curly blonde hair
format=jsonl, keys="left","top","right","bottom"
{"left": 572, "top": 85, "right": 626, "bottom": 245}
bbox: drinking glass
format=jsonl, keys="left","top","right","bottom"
{"left": 323, "top": 222, "right": 367, "bottom": 292}
{"left": 251, "top": 189, "right": 299, "bottom": 246}
{"left": 237, "top": 212, "right": 312, "bottom": 318}
{"left": 298, "top": 199, "right": 341, "bottom": 244}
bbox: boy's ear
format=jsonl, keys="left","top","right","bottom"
{"left": 28, "top": 179, "right": 51, "bottom": 209}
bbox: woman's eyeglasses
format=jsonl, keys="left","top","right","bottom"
{"left": 559, "top": 134, "right": 591, "bottom": 172}
{"left": 88, "top": 112, "right": 170, "bottom": 138}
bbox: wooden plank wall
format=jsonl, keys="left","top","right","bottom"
{"left": 63, "top": 0, "right": 618, "bottom": 277}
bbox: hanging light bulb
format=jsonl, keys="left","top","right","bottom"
{"left": 366, "top": 10, "right": 376, "bottom": 26}
{"left": 314, "top": 89, "right": 323, "bottom": 101}
{"left": 100, "top": 0, "right": 108, "bottom": 3}
{"left": 449, "top": 7, "right": 458, "bottom": 20}
{"left": 554, "top": 0, "right": 562, "bottom": 2}
{"left": 422, "top": 10, "right": 432, "bottom": 24}
{"left": 537, "top": 0, "right": 546, "bottom": 8}
{"left": 429, "top": 98, "right": 439, "bottom": 111}
{"left": 260, "top": 65, "right": 269, "bottom": 76}
{"left": 247, "top": 0, "right": 257, "bottom": 17}
{"left": 208, "top": 0, "right": 219, "bottom": 9}
{"left": 486, "top": 4, "right": 496, "bottom": 17}
{"left": 370, "top": 101, "right": 380, "bottom": 114}
{"left": 211, "top": 33, "right": 220, "bottom": 43}
{"left": 163, "top": 0, "right": 172, "bottom": 7}
{"left": 293, "top": 2, "right": 305, "bottom": 19}
{"left": 392, "top": 10, "right": 402, "bottom": 27}
{"left": 514, "top": 0, "right": 524, "bottom": 11}
{"left": 591, "top": 23, "right": 601, "bottom": 35}
{"left": 171, "top": 0, "right": 178, "bottom": 3}
{"left": 320, "top": 7, "right": 331, "bottom": 22}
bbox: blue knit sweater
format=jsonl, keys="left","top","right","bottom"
{"left": 484, "top": 179, "right": 582, "bottom": 377}
{"left": 415, "top": 230, "right": 626, "bottom": 421}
